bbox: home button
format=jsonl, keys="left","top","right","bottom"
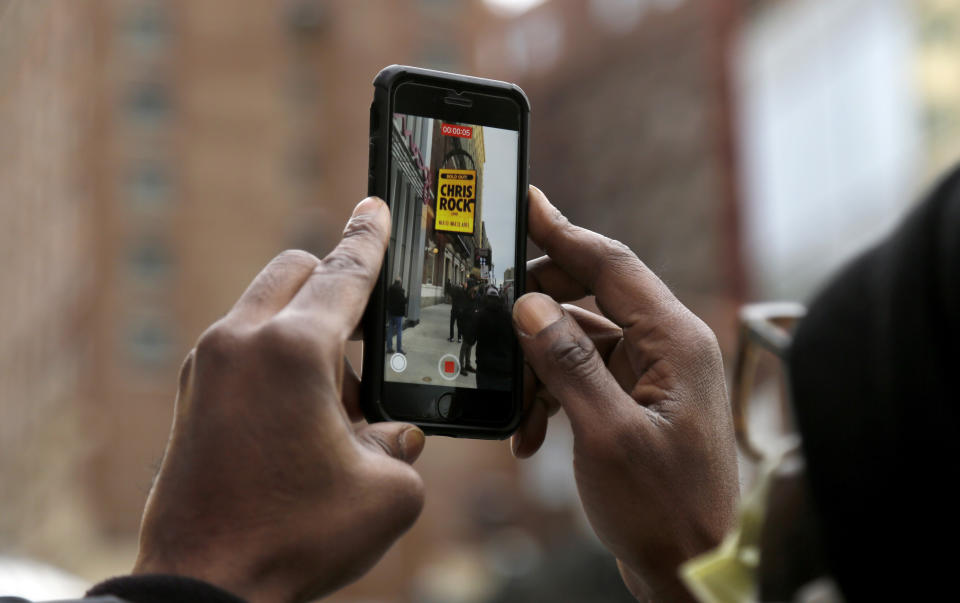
{"left": 437, "top": 393, "right": 461, "bottom": 420}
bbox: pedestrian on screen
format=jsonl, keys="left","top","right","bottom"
{"left": 386, "top": 277, "right": 406, "bottom": 354}
{"left": 458, "top": 286, "right": 479, "bottom": 375}
{"left": 475, "top": 286, "right": 513, "bottom": 390}
{"left": 448, "top": 281, "right": 466, "bottom": 342}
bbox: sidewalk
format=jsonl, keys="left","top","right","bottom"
{"left": 385, "top": 303, "right": 477, "bottom": 388}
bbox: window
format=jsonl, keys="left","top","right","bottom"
{"left": 128, "top": 163, "right": 172, "bottom": 209}
{"left": 128, "top": 238, "right": 172, "bottom": 284}
{"left": 124, "top": 1, "right": 169, "bottom": 51}
{"left": 285, "top": 0, "right": 329, "bottom": 37}
{"left": 126, "top": 314, "right": 174, "bottom": 368}
{"left": 127, "top": 82, "right": 171, "bottom": 124}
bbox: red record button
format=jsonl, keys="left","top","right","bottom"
{"left": 438, "top": 354, "right": 460, "bottom": 381}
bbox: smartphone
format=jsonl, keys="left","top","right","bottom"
{"left": 360, "top": 65, "right": 530, "bottom": 439}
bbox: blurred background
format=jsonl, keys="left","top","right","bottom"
{"left": 2, "top": 0, "right": 959, "bottom": 600}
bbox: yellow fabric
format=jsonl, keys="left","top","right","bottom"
{"left": 680, "top": 449, "right": 793, "bottom": 603}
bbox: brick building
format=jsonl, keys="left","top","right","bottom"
{"left": 476, "top": 0, "right": 745, "bottom": 347}
{"left": 0, "top": 0, "right": 100, "bottom": 570}
{"left": 1, "top": 2, "right": 532, "bottom": 599}
{"left": 7, "top": 0, "right": 957, "bottom": 600}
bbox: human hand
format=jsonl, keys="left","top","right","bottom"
{"left": 133, "top": 198, "right": 426, "bottom": 602}
{"left": 511, "top": 186, "right": 739, "bottom": 601}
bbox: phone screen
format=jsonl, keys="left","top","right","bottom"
{"left": 383, "top": 112, "right": 519, "bottom": 392}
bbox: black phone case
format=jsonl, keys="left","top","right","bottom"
{"left": 360, "top": 65, "right": 530, "bottom": 439}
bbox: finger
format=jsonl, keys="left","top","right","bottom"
{"left": 342, "top": 356, "right": 363, "bottom": 422}
{"left": 355, "top": 423, "right": 426, "bottom": 464}
{"left": 537, "top": 389, "right": 561, "bottom": 417}
{"left": 513, "top": 292, "right": 651, "bottom": 436}
{"left": 564, "top": 305, "right": 636, "bottom": 393}
{"left": 513, "top": 363, "right": 545, "bottom": 458}
{"left": 526, "top": 255, "right": 587, "bottom": 302}
{"left": 525, "top": 306, "right": 630, "bottom": 418}
{"left": 521, "top": 362, "right": 537, "bottom": 425}
{"left": 563, "top": 305, "right": 622, "bottom": 361}
{"left": 514, "top": 306, "right": 620, "bottom": 457}
{"left": 516, "top": 306, "right": 634, "bottom": 452}
{"left": 285, "top": 197, "right": 391, "bottom": 339}
{"left": 229, "top": 250, "right": 320, "bottom": 324}
{"left": 512, "top": 396, "right": 548, "bottom": 459}
{"left": 616, "top": 559, "right": 652, "bottom": 601}
{"left": 527, "top": 185, "right": 681, "bottom": 329}
{"left": 173, "top": 349, "right": 197, "bottom": 420}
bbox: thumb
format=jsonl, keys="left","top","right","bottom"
{"left": 355, "top": 422, "right": 426, "bottom": 464}
{"left": 513, "top": 293, "right": 638, "bottom": 436}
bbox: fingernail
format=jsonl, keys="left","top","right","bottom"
{"left": 511, "top": 431, "right": 523, "bottom": 457}
{"left": 400, "top": 427, "right": 425, "bottom": 462}
{"left": 514, "top": 293, "right": 563, "bottom": 336}
{"left": 352, "top": 196, "right": 382, "bottom": 216}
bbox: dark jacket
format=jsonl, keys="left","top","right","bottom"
{"left": 457, "top": 294, "right": 480, "bottom": 344}
{"left": 387, "top": 282, "right": 406, "bottom": 317}
{"left": 450, "top": 286, "right": 466, "bottom": 315}
{"left": 475, "top": 300, "right": 513, "bottom": 376}
{"left": 1, "top": 574, "right": 246, "bottom": 603}
{"left": 788, "top": 166, "right": 960, "bottom": 601}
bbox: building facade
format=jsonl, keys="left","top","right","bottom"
{"left": 389, "top": 111, "right": 492, "bottom": 321}
{"left": 0, "top": 0, "right": 99, "bottom": 565}
{"left": 388, "top": 113, "right": 433, "bottom": 322}
{"left": 3, "top": 3, "right": 531, "bottom": 599}
{"left": 477, "top": 0, "right": 745, "bottom": 343}
{"left": 429, "top": 117, "right": 487, "bottom": 302}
